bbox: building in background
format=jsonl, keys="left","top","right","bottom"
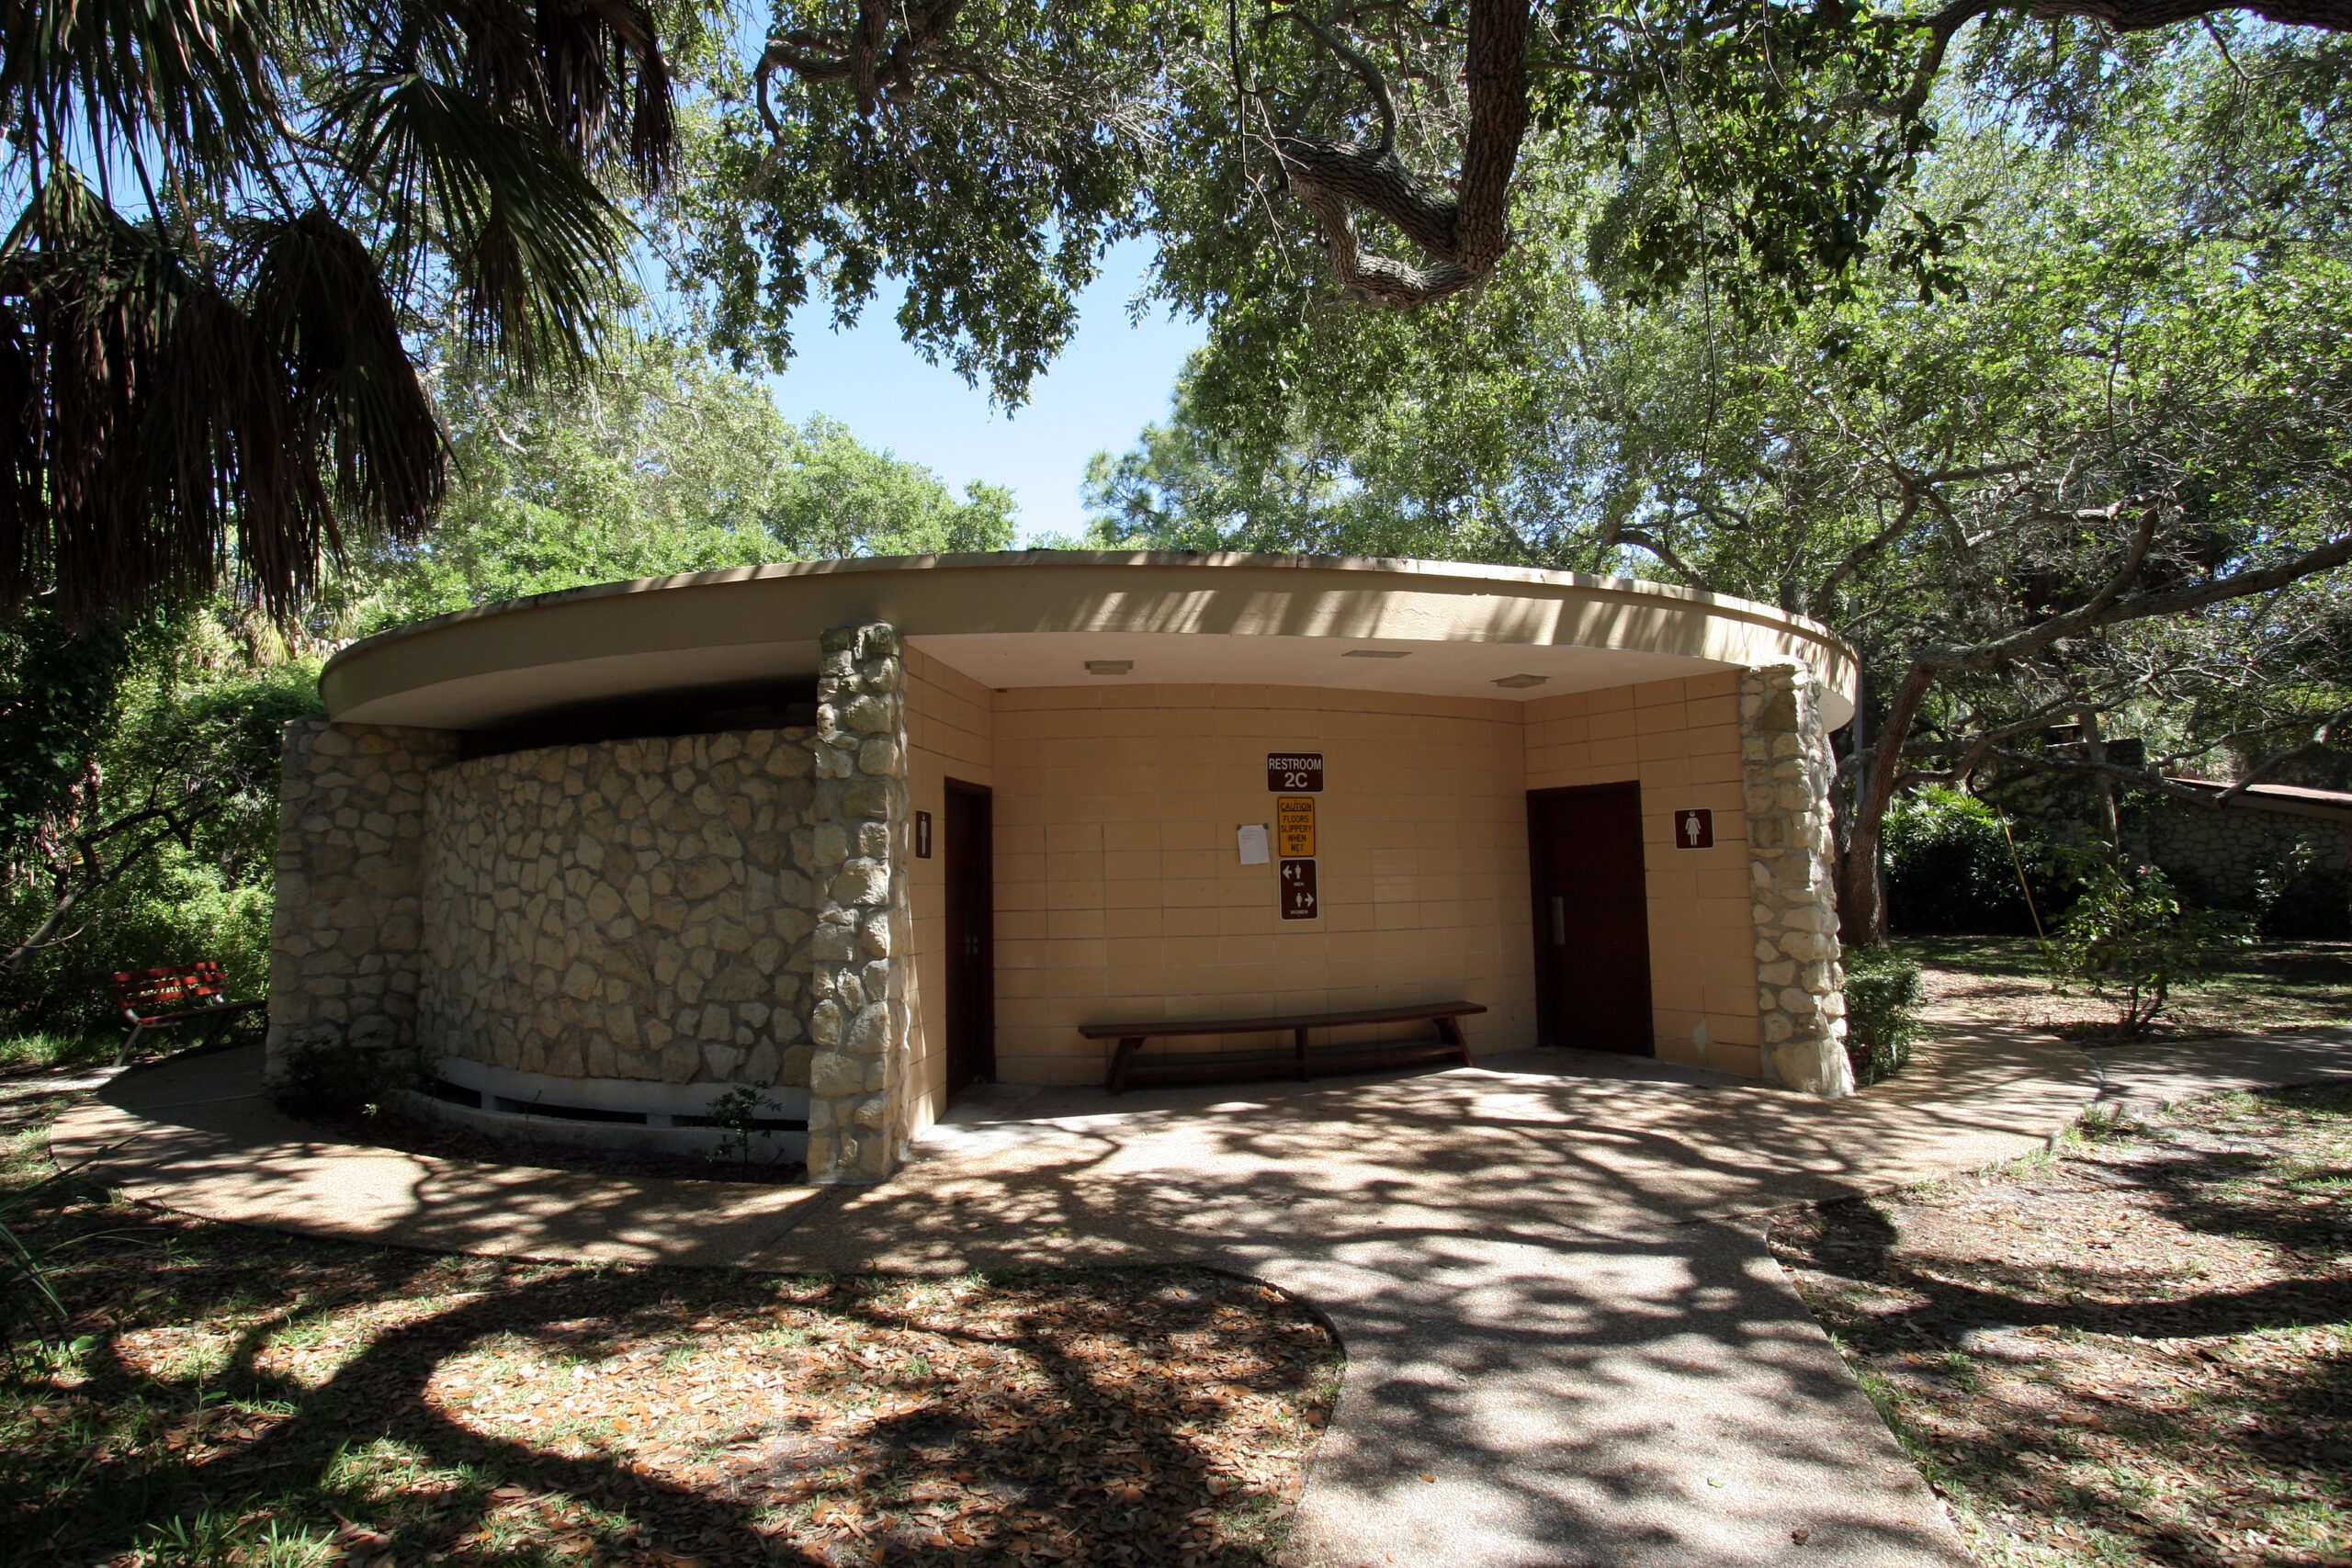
{"left": 268, "top": 552, "right": 1859, "bottom": 1181}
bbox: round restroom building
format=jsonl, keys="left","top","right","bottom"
{"left": 267, "top": 552, "right": 1860, "bottom": 1182}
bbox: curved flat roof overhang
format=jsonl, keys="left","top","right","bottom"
{"left": 320, "top": 552, "right": 1860, "bottom": 731}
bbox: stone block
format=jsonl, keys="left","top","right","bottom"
{"left": 832, "top": 858, "right": 890, "bottom": 906}
{"left": 845, "top": 1003, "right": 892, "bottom": 1055}
{"left": 809, "top": 1049, "right": 865, "bottom": 1098}
{"left": 842, "top": 778, "right": 893, "bottom": 819}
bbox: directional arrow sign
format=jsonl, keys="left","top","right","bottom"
{"left": 1279, "top": 857, "right": 1318, "bottom": 919}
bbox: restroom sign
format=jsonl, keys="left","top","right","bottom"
{"left": 1267, "top": 752, "right": 1324, "bottom": 792}
{"left": 1279, "top": 858, "right": 1319, "bottom": 919}
{"left": 1674, "top": 808, "right": 1715, "bottom": 850}
{"left": 1275, "top": 795, "right": 1317, "bottom": 857}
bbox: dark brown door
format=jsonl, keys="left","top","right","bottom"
{"left": 1527, "top": 783, "right": 1655, "bottom": 1055}
{"left": 943, "top": 780, "right": 995, "bottom": 1094}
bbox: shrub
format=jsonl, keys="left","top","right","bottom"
{"left": 1884, "top": 786, "right": 2048, "bottom": 935}
{"left": 704, "top": 1082, "right": 781, "bottom": 1170}
{"left": 1843, "top": 947, "right": 1924, "bottom": 1085}
{"left": 2040, "top": 858, "right": 2255, "bottom": 1032}
{"left": 273, "top": 1042, "right": 420, "bottom": 1122}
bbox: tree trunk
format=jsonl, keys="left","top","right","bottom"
{"left": 1836, "top": 664, "right": 1939, "bottom": 949}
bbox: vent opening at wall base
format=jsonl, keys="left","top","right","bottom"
{"left": 488, "top": 1094, "right": 650, "bottom": 1125}
{"left": 672, "top": 1114, "right": 810, "bottom": 1133}
{"left": 426, "top": 1078, "right": 483, "bottom": 1110}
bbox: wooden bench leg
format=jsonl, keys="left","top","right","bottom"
{"left": 1295, "top": 1026, "right": 1311, "bottom": 1082}
{"left": 1105, "top": 1036, "right": 1146, "bottom": 1094}
{"left": 1436, "top": 1014, "right": 1472, "bottom": 1068}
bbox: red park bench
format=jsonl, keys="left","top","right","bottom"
{"left": 111, "top": 963, "right": 265, "bottom": 1066}
{"left": 1081, "top": 999, "right": 1486, "bottom": 1094}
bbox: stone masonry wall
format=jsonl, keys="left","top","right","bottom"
{"left": 266, "top": 720, "right": 460, "bottom": 1081}
{"left": 418, "top": 728, "right": 820, "bottom": 1090}
{"left": 802, "top": 623, "right": 915, "bottom": 1184}
{"left": 1739, "top": 664, "right": 1856, "bottom": 1097}
{"left": 2144, "top": 804, "right": 2342, "bottom": 911}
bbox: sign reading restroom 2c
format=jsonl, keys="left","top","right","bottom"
{"left": 1266, "top": 752, "right": 1324, "bottom": 792}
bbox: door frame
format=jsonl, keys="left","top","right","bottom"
{"left": 942, "top": 777, "right": 996, "bottom": 1092}
{"left": 1525, "top": 780, "right": 1657, "bottom": 1055}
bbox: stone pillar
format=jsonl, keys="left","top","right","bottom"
{"left": 266, "top": 720, "right": 459, "bottom": 1082}
{"left": 1739, "top": 664, "right": 1856, "bottom": 1097}
{"left": 801, "top": 622, "right": 913, "bottom": 1182}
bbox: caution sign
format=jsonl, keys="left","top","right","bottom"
{"left": 1279, "top": 858, "right": 1318, "bottom": 920}
{"left": 1275, "top": 795, "right": 1317, "bottom": 857}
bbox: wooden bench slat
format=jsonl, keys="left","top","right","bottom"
{"left": 110, "top": 962, "right": 262, "bottom": 1066}
{"left": 1083, "top": 1000, "right": 1486, "bottom": 1093}
{"left": 1078, "top": 999, "right": 1486, "bottom": 1040}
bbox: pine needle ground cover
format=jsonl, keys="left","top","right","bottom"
{"left": 1, "top": 1099, "right": 1340, "bottom": 1568}
{"left": 1769, "top": 1085, "right": 2352, "bottom": 1568}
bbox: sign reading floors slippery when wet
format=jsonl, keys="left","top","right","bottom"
{"left": 1270, "top": 754, "right": 1322, "bottom": 919}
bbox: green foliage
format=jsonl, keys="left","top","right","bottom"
{"left": 0, "top": 607, "right": 142, "bottom": 863}
{"left": 2248, "top": 858, "right": 2352, "bottom": 943}
{"left": 1842, "top": 947, "right": 1924, "bottom": 1086}
{"left": 0, "top": 636, "right": 319, "bottom": 1033}
{"left": 703, "top": 1083, "right": 780, "bottom": 1171}
{"left": 1883, "top": 787, "right": 2043, "bottom": 936}
{"left": 667, "top": 0, "right": 1186, "bottom": 404}
{"left": 0, "top": 1173, "right": 70, "bottom": 1342}
{"left": 1553, "top": 0, "right": 1966, "bottom": 317}
{"left": 2039, "top": 858, "right": 2256, "bottom": 1032}
{"left": 334, "top": 334, "right": 1015, "bottom": 631}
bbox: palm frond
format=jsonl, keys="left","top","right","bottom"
{"left": 0, "top": 0, "right": 281, "bottom": 180}
{"left": 550, "top": 0, "right": 675, "bottom": 188}
{"left": 247, "top": 208, "right": 447, "bottom": 541}
{"left": 0, "top": 172, "right": 341, "bottom": 626}
{"left": 346, "top": 0, "right": 676, "bottom": 187}
{"left": 333, "top": 66, "right": 634, "bottom": 377}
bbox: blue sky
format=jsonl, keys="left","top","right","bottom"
{"left": 760, "top": 242, "right": 1206, "bottom": 543}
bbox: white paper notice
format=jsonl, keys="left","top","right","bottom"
{"left": 1236, "top": 823, "right": 1271, "bottom": 865}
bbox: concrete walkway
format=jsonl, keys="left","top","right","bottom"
{"left": 47, "top": 1022, "right": 2351, "bottom": 1567}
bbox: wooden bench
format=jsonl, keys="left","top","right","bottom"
{"left": 112, "top": 964, "right": 264, "bottom": 1066}
{"left": 1082, "top": 1000, "right": 1486, "bottom": 1094}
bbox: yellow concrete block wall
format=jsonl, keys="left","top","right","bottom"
{"left": 903, "top": 659, "right": 1761, "bottom": 1106}
{"left": 982, "top": 682, "right": 1537, "bottom": 1087}
{"left": 901, "top": 646, "right": 995, "bottom": 1134}
{"left": 1521, "top": 671, "right": 1760, "bottom": 1077}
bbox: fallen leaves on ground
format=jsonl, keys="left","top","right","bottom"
{"left": 1, "top": 1171, "right": 1339, "bottom": 1568}
{"left": 1770, "top": 1082, "right": 2352, "bottom": 1568}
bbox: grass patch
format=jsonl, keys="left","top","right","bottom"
{"left": 1770, "top": 1081, "right": 2352, "bottom": 1568}
{"left": 0, "top": 1029, "right": 122, "bottom": 1075}
{"left": 2, "top": 1082, "right": 1340, "bottom": 1566}
{"left": 1901, "top": 937, "right": 2352, "bottom": 1040}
